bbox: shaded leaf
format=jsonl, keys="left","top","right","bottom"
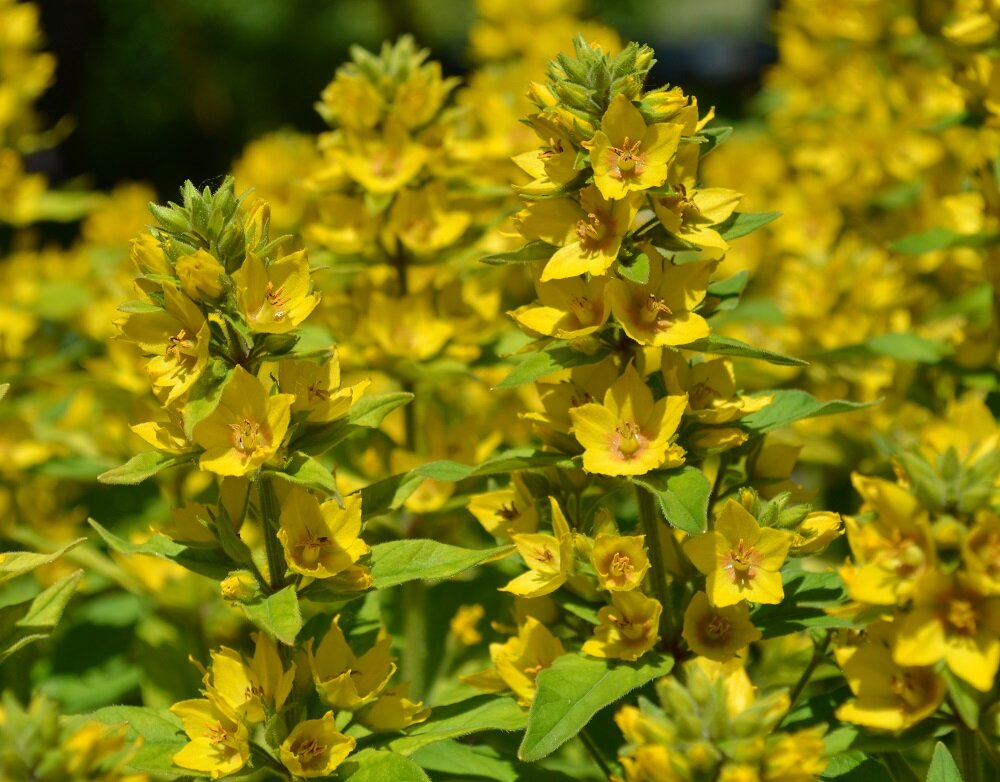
{"left": 390, "top": 696, "right": 528, "bottom": 756}
{"left": 633, "top": 467, "right": 711, "bottom": 536}
{"left": 482, "top": 240, "right": 558, "bottom": 266}
{"left": 0, "top": 538, "right": 86, "bottom": 584}
{"left": 741, "top": 390, "right": 876, "bottom": 433}
{"left": 76, "top": 706, "right": 188, "bottom": 777}
{"left": 891, "top": 226, "right": 998, "bottom": 254}
{"left": 269, "top": 451, "right": 342, "bottom": 501}
{"left": 241, "top": 585, "right": 302, "bottom": 645}
{"left": 751, "top": 563, "right": 851, "bottom": 638}
{"left": 0, "top": 570, "right": 83, "bottom": 662}
{"left": 342, "top": 750, "right": 430, "bottom": 782}
{"left": 357, "top": 472, "right": 427, "bottom": 520}
{"left": 717, "top": 211, "right": 781, "bottom": 240}
{"left": 370, "top": 541, "right": 514, "bottom": 590}
{"left": 89, "top": 518, "right": 233, "bottom": 581}
{"left": 686, "top": 335, "right": 807, "bottom": 367}
{"left": 98, "top": 452, "right": 193, "bottom": 485}
{"left": 497, "top": 342, "right": 610, "bottom": 389}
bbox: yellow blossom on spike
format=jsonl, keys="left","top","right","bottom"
{"left": 513, "top": 114, "right": 579, "bottom": 196}
{"left": 277, "top": 490, "right": 369, "bottom": 580}
{"left": 250, "top": 632, "right": 294, "bottom": 712}
{"left": 835, "top": 622, "right": 946, "bottom": 731}
{"left": 468, "top": 473, "right": 539, "bottom": 540}
{"left": 684, "top": 500, "right": 792, "bottom": 607}
{"left": 582, "top": 590, "right": 661, "bottom": 661}
{"left": 388, "top": 180, "right": 471, "bottom": 255}
{"left": 336, "top": 119, "right": 428, "bottom": 193}
{"left": 682, "top": 591, "right": 761, "bottom": 662}
{"left": 308, "top": 617, "right": 395, "bottom": 710}
{"left": 569, "top": 363, "right": 687, "bottom": 476}
{"left": 192, "top": 366, "right": 294, "bottom": 477}
{"left": 501, "top": 496, "right": 573, "bottom": 597}
{"left": 586, "top": 93, "right": 683, "bottom": 199}
{"left": 462, "top": 616, "right": 565, "bottom": 707}
{"left": 591, "top": 533, "right": 650, "bottom": 591}
{"left": 357, "top": 683, "right": 430, "bottom": 731}
{"left": 652, "top": 184, "right": 742, "bottom": 252}
{"left": 511, "top": 275, "right": 611, "bottom": 340}
{"left": 765, "top": 727, "right": 828, "bottom": 781}
{"left": 278, "top": 354, "right": 370, "bottom": 423}
{"left": 790, "top": 511, "right": 842, "bottom": 554}
{"left": 207, "top": 646, "right": 265, "bottom": 723}
{"left": 233, "top": 250, "right": 319, "bottom": 334}
{"left": 606, "top": 252, "right": 713, "bottom": 347}
{"left": 279, "top": 712, "right": 355, "bottom": 778}
{"left": 450, "top": 604, "right": 485, "bottom": 645}
{"left": 661, "top": 352, "right": 772, "bottom": 424}
{"left": 964, "top": 511, "right": 1000, "bottom": 594}
{"left": 176, "top": 249, "right": 226, "bottom": 302}
{"left": 839, "top": 474, "right": 935, "bottom": 606}
{"left": 893, "top": 571, "right": 1000, "bottom": 692}
{"left": 170, "top": 695, "right": 250, "bottom": 780}
{"left": 304, "top": 193, "right": 380, "bottom": 254}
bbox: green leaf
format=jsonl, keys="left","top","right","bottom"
{"left": 0, "top": 538, "right": 86, "bottom": 583}
{"left": 357, "top": 472, "right": 427, "bottom": 520}
{"left": 926, "top": 742, "right": 963, "bottom": 782}
{"left": 751, "top": 563, "right": 851, "bottom": 637}
{"left": 410, "top": 740, "right": 577, "bottom": 782}
{"left": 741, "top": 390, "right": 876, "bottom": 433}
{"left": 349, "top": 391, "right": 414, "bottom": 427}
{"left": 117, "top": 299, "right": 163, "bottom": 314}
{"left": 97, "top": 451, "right": 192, "bottom": 485}
{"left": 498, "top": 343, "right": 610, "bottom": 389}
{"left": 866, "top": 333, "right": 952, "bottom": 363}
{"left": 268, "top": 451, "right": 342, "bottom": 499}
{"left": 717, "top": 211, "right": 781, "bottom": 240}
{"left": 481, "top": 240, "right": 558, "bottom": 266}
{"left": 617, "top": 251, "right": 650, "bottom": 284}
{"left": 415, "top": 448, "right": 575, "bottom": 482}
{"left": 943, "top": 668, "right": 980, "bottom": 729}
{"left": 0, "top": 570, "right": 83, "bottom": 662}
{"left": 292, "top": 392, "right": 413, "bottom": 455}
{"left": 686, "top": 335, "right": 807, "bottom": 367}
{"left": 697, "top": 125, "right": 733, "bottom": 156}
{"left": 342, "top": 750, "right": 430, "bottom": 782}
{"left": 369, "top": 540, "right": 514, "bottom": 590}
{"left": 182, "top": 361, "right": 232, "bottom": 438}
{"left": 707, "top": 270, "right": 749, "bottom": 299}
{"left": 518, "top": 652, "right": 673, "bottom": 762}
{"left": 89, "top": 518, "right": 233, "bottom": 581}
{"left": 76, "top": 706, "right": 188, "bottom": 776}
{"left": 389, "top": 696, "right": 528, "bottom": 756}
{"left": 633, "top": 466, "right": 711, "bottom": 536}
{"left": 891, "top": 226, "right": 998, "bottom": 254}
{"left": 241, "top": 585, "right": 302, "bottom": 645}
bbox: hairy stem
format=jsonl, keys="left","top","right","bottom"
{"left": 636, "top": 484, "right": 674, "bottom": 647}
{"left": 258, "top": 477, "right": 287, "bottom": 592}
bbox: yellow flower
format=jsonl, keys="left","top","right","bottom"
{"left": 765, "top": 727, "right": 828, "bottom": 782}
{"left": 364, "top": 290, "right": 453, "bottom": 361}
{"left": 467, "top": 473, "right": 539, "bottom": 540}
{"left": 303, "top": 193, "right": 381, "bottom": 254}
{"left": 835, "top": 621, "right": 946, "bottom": 731}
{"left": 357, "top": 683, "right": 430, "bottom": 731}
{"left": 894, "top": 571, "right": 1000, "bottom": 692}
{"left": 516, "top": 186, "right": 640, "bottom": 281}
{"left": 308, "top": 617, "right": 395, "bottom": 710}
{"left": 277, "top": 489, "right": 369, "bottom": 580}
{"left": 684, "top": 500, "right": 792, "bottom": 607}
{"left": 206, "top": 646, "right": 265, "bottom": 723}
{"left": 569, "top": 363, "right": 687, "bottom": 476}
{"left": 278, "top": 354, "right": 370, "bottom": 423}
{"left": 591, "top": 533, "right": 650, "bottom": 591}
{"left": 839, "top": 474, "right": 935, "bottom": 606}
{"left": 119, "top": 283, "right": 209, "bottom": 406}
{"left": 170, "top": 695, "right": 249, "bottom": 780}
{"left": 388, "top": 180, "right": 470, "bottom": 255}
{"left": 582, "top": 590, "right": 662, "bottom": 661}
{"left": 192, "top": 366, "right": 294, "bottom": 477}
{"left": 964, "top": 511, "right": 1000, "bottom": 594}
{"left": 511, "top": 275, "right": 611, "bottom": 340}
{"left": 606, "top": 253, "right": 713, "bottom": 347}
{"left": 176, "top": 249, "right": 226, "bottom": 302}
{"left": 586, "top": 93, "right": 683, "bottom": 199}
{"left": 501, "top": 497, "right": 573, "bottom": 597}
{"left": 790, "top": 511, "right": 843, "bottom": 554}
{"left": 652, "top": 185, "right": 742, "bottom": 252}
{"left": 513, "top": 114, "right": 580, "bottom": 196}
{"left": 661, "top": 352, "right": 772, "bottom": 424}
{"left": 449, "top": 603, "right": 485, "bottom": 645}
{"left": 279, "top": 712, "right": 355, "bottom": 778}
{"left": 233, "top": 250, "right": 319, "bottom": 334}
{"left": 682, "top": 591, "right": 761, "bottom": 661}
{"left": 336, "top": 119, "right": 428, "bottom": 193}
{"left": 462, "top": 616, "right": 565, "bottom": 707}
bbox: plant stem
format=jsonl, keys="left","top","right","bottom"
{"left": 783, "top": 631, "right": 832, "bottom": 720}
{"left": 258, "top": 477, "right": 287, "bottom": 592}
{"left": 881, "top": 752, "right": 921, "bottom": 782}
{"left": 957, "top": 724, "right": 982, "bottom": 782}
{"left": 636, "top": 483, "right": 674, "bottom": 647}
{"left": 579, "top": 728, "right": 613, "bottom": 780}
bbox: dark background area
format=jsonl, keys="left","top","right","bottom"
{"left": 33, "top": 0, "right": 776, "bottom": 197}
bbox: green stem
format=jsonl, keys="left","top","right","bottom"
{"left": 258, "top": 477, "right": 287, "bottom": 592}
{"left": 579, "top": 728, "right": 613, "bottom": 780}
{"left": 881, "top": 752, "right": 921, "bottom": 782}
{"left": 402, "top": 578, "right": 427, "bottom": 699}
{"left": 958, "top": 724, "right": 982, "bottom": 782}
{"left": 636, "top": 483, "right": 674, "bottom": 648}
{"left": 977, "top": 729, "right": 1000, "bottom": 773}
{"left": 783, "top": 631, "right": 832, "bottom": 720}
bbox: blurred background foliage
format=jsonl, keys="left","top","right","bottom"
{"left": 34, "top": 0, "right": 773, "bottom": 197}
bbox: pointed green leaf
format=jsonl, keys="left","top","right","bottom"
{"left": 891, "top": 226, "right": 998, "bottom": 254}
{"left": 241, "top": 585, "right": 302, "bottom": 645}
{"left": 633, "top": 467, "right": 711, "bottom": 536}
{"left": 717, "top": 211, "right": 781, "bottom": 240}
{"left": 268, "top": 451, "right": 342, "bottom": 500}
{"left": 926, "top": 742, "right": 963, "bottom": 782}
{"left": 357, "top": 472, "right": 427, "bottom": 520}
{"left": 370, "top": 540, "right": 514, "bottom": 589}
{"left": 89, "top": 518, "right": 233, "bottom": 580}
{"left": 348, "top": 391, "right": 414, "bottom": 427}
{"left": 415, "top": 449, "right": 575, "bottom": 482}
{"left": 0, "top": 570, "right": 83, "bottom": 662}
{"left": 342, "top": 750, "right": 430, "bottom": 781}
{"left": 741, "top": 390, "right": 876, "bottom": 433}
{"left": 0, "top": 538, "right": 86, "bottom": 584}
{"left": 617, "top": 252, "right": 650, "bottom": 284}
{"left": 519, "top": 652, "right": 673, "bottom": 762}
{"left": 481, "top": 240, "right": 558, "bottom": 266}
{"left": 97, "top": 451, "right": 193, "bottom": 485}
{"left": 390, "top": 696, "right": 528, "bottom": 756}
{"left": 686, "top": 334, "right": 807, "bottom": 366}
{"left": 498, "top": 343, "right": 610, "bottom": 389}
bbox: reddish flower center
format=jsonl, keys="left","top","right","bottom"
{"left": 229, "top": 417, "right": 263, "bottom": 454}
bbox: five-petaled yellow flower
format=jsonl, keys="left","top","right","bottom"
{"left": 192, "top": 366, "right": 294, "bottom": 477}
{"left": 234, "top": 250, "right": 319, "bottom": 334}
{"left": 590, "top": 533, "right": 650, "bottom": 591}
{"left": 501, "top": 496, "right": 574, "bottom": 597}
{"left": 279, "top": 712, "right": 355, "bottom": 778}
{"left": 684, "top": 500, "right": 792, "bottom": 606}
{"left": 582, "top": 590, "right": 662, "bottom": 661}
{"left": 682, "top": 591, "right": 761, "bottom": 661}
{"left": 277, "top": 489, "right": 369, "bottom": 580}
{"left": 569, "top": 363, "right": 687, "bottom": 476}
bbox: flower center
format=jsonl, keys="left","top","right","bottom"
{"left": 614, "top": 420, "right": 643, "bottom": 458}
{"left": 723, "top": 539, "right": 761, "bottom": 585}
{"left": 265, "top": 281, "right": 289, "bottom": 321}
{"left": 166, "top": 329, "right": 196, "bottom": 362}
{"left": 293, "top": 737, "right": 327, "bottom": 760}
{"left": 946, "top": 598, "right": 977, "bottom": 635}
{"left": 567, "top": 295, "right": 596, "bottom": 324}
{"left": 689, "top": 382, "right": 719, "bottom": 411}
{"left": 609, "top": 551, "right": 634, "bottom": 580}
{"left": 612, "top": 136, "right": 643, "bottom": 175}
{"left": 307, "top": 381, "right": 330, "bottom": 402}
{"left": 204, "top": 721, "right": 230, "bottom": 745}
{"left": 889, "top": 671, "right": 931, "bottom": 710}
{"left": 640, "top": 294, "right": 673, "bottom": 329}
{"left": 705, "top": 614, "right": 731, "bottom": 640}
{"left": 496, "top": 501, "right": 519, "bottom": 521}
{"left": 229, "top": 417, "right": 263, "bottom": 454}
{"left": 612, "top": 611, "right": 649, "bottom": 641}
{"left": 300, "top": 532, "right": 333, "bottom": 565}
{"left": 575, "top": 211, "right": 610, "bottom": 250}
{"left": 539, "top": 136, "right": 565, "bottom": 160}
